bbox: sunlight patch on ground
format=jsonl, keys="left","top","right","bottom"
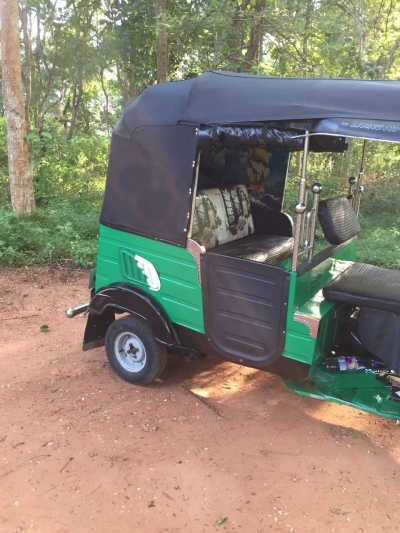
{"left": 303, "top": 399, "right": 400, "bottom": 449}
{"left": 188, "top": 365, "right": 276, "bottom": 404}
{"left": 189, "top": 387, "right": 210, "bottom": 398}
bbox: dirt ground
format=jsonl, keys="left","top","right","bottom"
{"left": 0, "top": 267, "right": 399, "bottom": 533}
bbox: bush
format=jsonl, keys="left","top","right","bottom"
{"left": 0, "top": 119, "right": 108, "bottom": 268}
{"left": 0, "top": 197, "right": 100, "bottom": 267}
{"left": 26, "top": 120, "right": 109, "bottom": 205}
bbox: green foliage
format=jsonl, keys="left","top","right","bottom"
{"left": 26, "top": 119, "right": 108, "bottom": 203}
{"left": 0, "top": 199, "right": 100, "bottom": 268}
{"left": 356, "top": 212, "right": 400, "bottom": 269}
{"left": 0, "top": 118, "right": 107, "bottom": 268}
{"left": 355, "top": 157, "right": 400, "bottom": 269}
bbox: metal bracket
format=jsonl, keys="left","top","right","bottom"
{"left": 293, "top": 312, "right": 320, "bottom": 338}
{"left": 187, "top": 238, "right": 205, "bottom": 285}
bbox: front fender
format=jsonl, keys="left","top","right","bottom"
{"left": 87, "top": 283, "right": 178, "bottom": 346}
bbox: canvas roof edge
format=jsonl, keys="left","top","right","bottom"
{"left": 113, "top": 71, "right": 400, "bottom": 140}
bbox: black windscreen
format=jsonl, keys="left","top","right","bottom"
{"left": 198, "top": 148, "right": 290, "bottom": 211}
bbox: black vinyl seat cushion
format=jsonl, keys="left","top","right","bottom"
{"left": 323, "top": 262, "right": 400, "bottom": 313}
{"left": 208, "top": 234, "right": 294, "bottom": 265}
{"left": 318, "top": 196, "right": 361, "bottom": 245}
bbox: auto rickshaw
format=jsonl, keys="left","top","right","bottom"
{"left": 66, "top": 71, "right": 400, "bottom": 419}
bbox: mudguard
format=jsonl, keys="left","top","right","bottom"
{"left": 82, "top": 282, "right": 178, "bottom": 351}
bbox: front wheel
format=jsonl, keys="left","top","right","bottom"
{"left": 105, "top": 316, "right": 167, "bottom": 385}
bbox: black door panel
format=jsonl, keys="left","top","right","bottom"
{"left": 201, "top": 253, "right": 289, "bottom": 368}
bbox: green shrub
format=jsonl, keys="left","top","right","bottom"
{"left": 0, "top": 119, "right": 108, "bottom": 268}
{"left": 0, "top": 190, "right": 101, "bottom": 267}
{"left": 0, "top": 197, "right": 101, "bottom": 268}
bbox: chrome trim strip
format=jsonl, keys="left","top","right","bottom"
{"left": 293, "top": 312, "right": 320, "bottom": 338}
{"left": 187, "top": 238, "right": 205, "bottom": 285}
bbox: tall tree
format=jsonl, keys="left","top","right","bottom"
{"left": 19, "top": 2, "right": 32, "bottom": 131}
{"left": 154, "top": 0, "right": 168, "bottom": 82}
{"left": 0, "top": 0, "right": 35, "bottom": 213}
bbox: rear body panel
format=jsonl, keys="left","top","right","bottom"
{"left": 96, "top": 225, "right": 205, "bottom": 333}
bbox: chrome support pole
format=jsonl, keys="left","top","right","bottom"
{"left": 347, "top": 176, "right": 357, "bottom": 206}
{"left": 292, "top": 133, "right": 310, "bottom": 272}
{"left": 355, "top": 185, "right": 364, "bottom": 215}
{"left": 300, "top": 187, "right": 309, "bottom": 248}
{"left": 307, "top": 183, "right": 322, "bottom": 261}
{"left": 304, "top": 210, "right": 311, "bottom": 248}
{"left": 187, "top": 148, "right": 201, "bottom": 239}
{"left": 353, "top": 140, "right": 367, "bottom": 216}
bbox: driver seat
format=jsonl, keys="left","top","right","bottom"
{"left": 320, "top": 196, "right": 400, "bottom": 371}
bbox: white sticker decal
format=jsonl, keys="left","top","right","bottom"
{"left": 134, "top": 255, "right": 161, "bottom": 291}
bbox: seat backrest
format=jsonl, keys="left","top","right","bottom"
{"left": 191, "top": 185, "right": 255, "bottom": 250}
{"left": 318, "top": 196, "right": 361, "bottom": 245}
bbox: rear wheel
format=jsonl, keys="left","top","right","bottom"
{"left": 105, "top": 316, "right": 167, "bottom": 385}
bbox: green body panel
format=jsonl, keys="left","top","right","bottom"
{"left": 281, "top": 239, "right": 400, "bottom": 419}
{"left": 95, "top": 226, "right": 398, "bottom": 419}
{"left": 283, "top": 240, "right": 357, "bottom": 365}
{"left": 95, "top": 225, "right": 205, "bottom": 333}
{"left": 282, "top": 370, "right": 400, "bottom": 420}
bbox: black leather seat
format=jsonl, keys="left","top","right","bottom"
{"left": 318, "top": 197, "right": 400, "bottom": 311}
{"left": 318, "top": 195, "right": 361, "bottom": 245}
{"left": 209, "top": 234, "right": 294, "bottom": 265}
{"left": 191, "top": 185, "right": 293, "bottom": 266}
{"left": 323, "top": 262, "right": 400, "bottom": 313}
{"left": 318, "top": 196, "right": 400, "bottom": 371}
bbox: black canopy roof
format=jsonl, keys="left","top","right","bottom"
{"left": 101, "top": 71, "right": 400, "bottom": 248}
{"left": 115, "top": 71, "right": 400, "bottom": 137}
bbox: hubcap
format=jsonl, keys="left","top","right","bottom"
{"left": 114, "top": 332, "right": 146, "bottom": 373}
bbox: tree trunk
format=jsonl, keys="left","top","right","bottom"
{"left": 0, "top": 0, "right": 35, "bottom": 213}
{"left": 243, "top": 0, "right": 266, "bottom": 71}
{"left": 154, "top": 0, "right": 168, "bottom": 83}
{"left": 66, "top": 75, "right": 83, "bottom": 140}
{"left": 116, "top": 64, "right": 137, "bottom": 105}
{"left": 302, "top": 1, "right": 314, "bottom": 57}
{"left": 19, "top": 2, "right": 32, "bottom": 132}
{"left": 227, "top": 5, "right": 244, "bottom": 72}
{"left": 100, "top": 68, "right": 112, "bottom": 136}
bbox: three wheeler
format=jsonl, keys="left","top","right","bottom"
{"left": 67, "top": 71, "right": 400, "bottom": 419}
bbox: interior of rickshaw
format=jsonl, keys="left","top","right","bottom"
{"left": 189, "top": 130, "right": 400, "bottom": 419}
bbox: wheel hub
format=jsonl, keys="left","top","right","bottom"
{"left": 125, "top": 341, "right": 139, "bottom": 358}
{"left": 114, "top": 332, "right": 146, "bottom": 372}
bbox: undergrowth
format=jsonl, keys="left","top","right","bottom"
{"left": 0, "top": 195, "right": 102, "bottom": 268}
{"left": 0, "top": 120, "right": 107, "bottom": 268}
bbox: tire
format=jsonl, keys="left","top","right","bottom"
{"left": 105, "top": 316, "right": 168, "bottom": 385}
